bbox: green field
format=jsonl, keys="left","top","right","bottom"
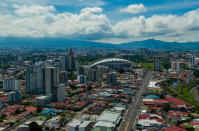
{"left": 164, "top": 80, "right": 199, "bottom": 113}
{"left": 136, "top": 63, "right": 154, "bottom": 70}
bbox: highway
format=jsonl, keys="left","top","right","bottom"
{"left": 118, "top": 71, "right": 151, "bottom": 131}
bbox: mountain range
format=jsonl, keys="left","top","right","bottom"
{"left": 0, "top": 37, "right": 199, "bottom": 50}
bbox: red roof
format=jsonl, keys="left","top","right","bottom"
{"left": 79, "top": 92, "right": 87, "bottom": 95}
{"left": 153, "top": 99, "right": 169, "bottom": 104}
{"left": 166, "top": 96, "right": 191, "bottom": 106}
{"left": 97, "top": 101, "right": 105, "bottom": 104}
{"left": 164, "top": 126, "right": 186, "bottom": 131}
{"left": 143, "top": 99, "right": 168, "bottom": 104}
{"left": 189, "top": 122, "right": 199, "bottom": 126}
{"left": 74, "top": 102, "right": 86, "bottom": 106}
{"left": 168, "top": 111, "right": 188, "bottom": 116}
{"left": 151, "top": 107, "right": 162, "bottom": 110}
{"left": 25, "top": 107, "right": 37, "bottom": 112}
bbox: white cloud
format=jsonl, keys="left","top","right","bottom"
{"left": 0, "top": 3, "right": 7, "bottom": 7}
{"left": 120, "top": 4, "right": 147, "bottom": 14}
{"left": 0, "top": 4, "right": 199, "bottom": 43}
{"left": 1, "top": 0, "right": 106, "bottom": 7}
{"left": 81, "top": 7, "right": 103, "bottom": 13}
{"left": 13, "top": 4, "right": 56, "bottom": 16}
{"left": 0, "top": 5, "right": 112, "bottom": 39}
{"left": 113, "top": 8, "right": 199, "bottom": 43}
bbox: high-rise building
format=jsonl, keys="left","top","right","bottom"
{"left": 14, "top": 60, "right": 25, "bottom": 68}
{"left": 43, "top": 67, "right": 59, "bottom": 96}
{"left": 26, "top": 61, "right": 61, "bottom": 97}
{"left": 26, "top": 62, "right": 46, "bottom": 94}
{"left": 60, "top": 48, "right": 76, "bottom": 71}
{"left": 3, "top": 78, "right": 21, "bottom": 91}
{"left": 154, "top": 56, "right": 162, "bottom": 71}
{"left": 189, "top": 56, "right": 195, "bottom": 66}
{"left": 88, "top": 69, "right": 98, "bottom": 82}
{"left": 52, "top": 84, "right": 65, "bottom": 102}
{"left": 8, "top": 91, "right": 21, "bottom": 104}
{"left": 97, "top": 66, "right": 108, "bottom": 81}
{"left": 141, "top": 48, "right": 148, "bottom": 56}
{"left": 77, "top": 75, "right": 87, "bottom": 84}
{"left": 59, "top": 71, "right": 68, "bottom": 84}
{"left": 77, "top": 65, "right": 89, "bottom": 75}
{"left": 171, "top": 61, "right": 181, "bottom": 73}
{"left": 106, "top": 72, "right": 117, "bottom": 85}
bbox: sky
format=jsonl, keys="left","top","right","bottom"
{"left": 0, "top": 0, "right": 199, "bottom": 44}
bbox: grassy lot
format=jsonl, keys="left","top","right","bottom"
{"left": 163, "top": 80, "right": 199, "bottom": 113}
{"left": 136, "top": 63, "right": 154, "bottom": 70}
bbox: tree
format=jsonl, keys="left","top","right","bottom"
{"left": 193, "top": 69, "right": 199, "bottom": 78}
{"left": 87, "top": 84, "right": 92, "bottom": 91}
{"left": 36, "top": 107, "right": 43, "bottom": 113}
{"left": 15, "top": 109, "right": 20, "bottom": 114}
{"left": 162, "top": 60, "right": 171, "bottom": 70}
{"left": 162, "top": 104, "right": 171, "bottom": 113}
{"left": 0, "top": 114, "right": 6, "bottom": 119}
{"left": 117, "top": 68, "right": 125, "bottom": 74}
{"left": 29, "top": 122, "right": 42, "bottom": 131}
{"left": 68, "top": 73, "right": 77, "bottom": 81}
{"left": 151, "top": 109, "right": 156, "bottom": 114}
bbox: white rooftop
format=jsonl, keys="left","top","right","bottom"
{"left": 68, "top": 120, "right": 81, "bottom": 127}
{"left": 36, "top": 95, "right": 49, "bottom": 100}
{"left": 79, "top": 121, "right": 91, "bottom": 128}
{"left": 148, "top": 81, "right": 160, "bottom": 88}
{"left": 94, "top": 121, "right": 115, "bottom": 128}
{"left": 97, "top": 110, "right": 121, "bottom": 124}
{"left": 138, "top": 119, "right": 161, "bottom": 127}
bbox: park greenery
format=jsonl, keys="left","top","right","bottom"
{"left": 136, "top": 63, "right": 154, "bottom": 70}
{"left": 163, "top": 79, "right": 199, "bottom": 113}
{"left": 162, "top": 60, "right": 171, "bottom": 70}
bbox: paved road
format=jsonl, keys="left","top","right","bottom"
{"left": 118, "top": 71, "right": 151, "bottom": 131}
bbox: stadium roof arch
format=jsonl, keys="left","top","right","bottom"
{"left": 89, "top": 58, "right": 134, "bottom": 68}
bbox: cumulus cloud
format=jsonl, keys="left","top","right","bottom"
{"left": 1, "top": 0, "right": 106, "bottom": 7}
{"left": 0, "top": 5, "right": 112, "bottom": 39}
{"left": 113, "top": 8, "right": 199, "bottom": 42}
{"left": 13, "top": 4, "right": 56, "bottom": 16}
{"left": 81, "top": 7, "right": 103, "bottom": 13}
{"left": 0, "top": 4, "right": 199, "bottom": 43}
{"left": 0, "top": 3, "right": 7, "bottom": 7}
{"left": 120, "top": 4, "right": 147, "bottom": 14}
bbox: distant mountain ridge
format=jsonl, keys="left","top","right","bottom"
{"left": 0, "top": 37, "right": 199, "bottom": 50}
{"left": 118, "top": 39, "right": 199, "bottom": 50}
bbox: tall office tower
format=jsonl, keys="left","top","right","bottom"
{"left": 154, "top": 56, "right": 162, "bottom": 71}
{"left": 189, "top": 56, "right": 195, "bottom": 66}
{"left": 88, "top": 69, "right": 98, "bottom": 82}
{"left": 59, "top": 71, "right": 68, "bottom": 84}
{"left": 77, "top": 65, "right": 89, "bottom": 75}
{"left": 52, "top": 84, "right": 65, "bottom": 102}
{"left": 171, "top": 61, "right": 181, "bottom": 73}
{"left": 43, "top": 67, "right": 59, "bottom": 96}
{"left": 60, "top": 48, "right": 76, "bottom": 71}
{"left": 8, "top": 91, "right": 21, "bottom": 104}
{"left": 3, "top": 78, "right": 21, "bottom": 91}
{"left": 77, "top": 75, "right": 87, "bottom": 84}
{"left": 0, "top": 74, "right": 2, "bottom": 81}
{"left": 26, "top": 62, "right": 46, "bottom": 94}
{"left": 97, "top": 66, "right": 108, "bottom": 81}
{"left": 106, "top": 72, "right": 117, "bottom": 85}
{"left": 141, "top": 48, "right": 148, "bottom": 56}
